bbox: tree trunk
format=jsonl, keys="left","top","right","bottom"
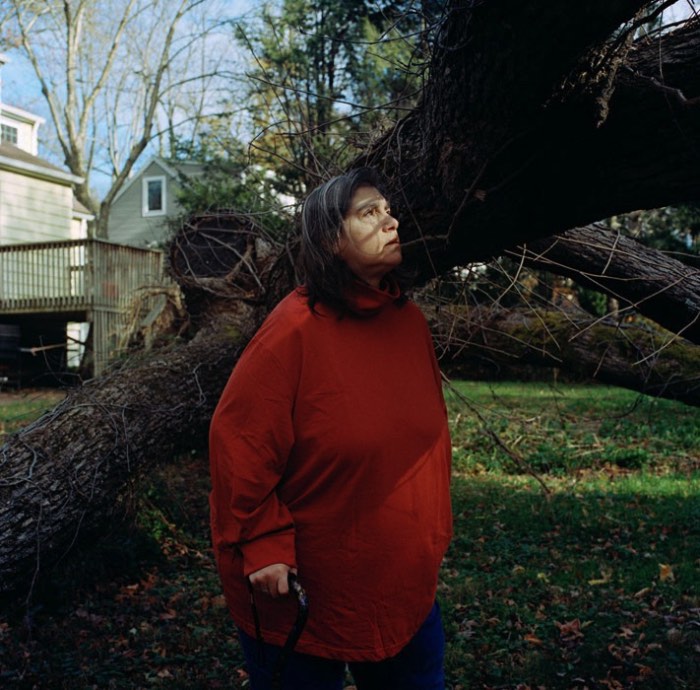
{"left": 0, "top": 214, "right": 277, "bottom": 594}
{"left": 427, "top": 303, "right": 700, "bottom": 405}
{"left": 359, "top": 6, "right": 700, "bottom": 276}
{"left": 0, "top": 322, "right": 246, "bottom": 594}
{"left": 516, "top": 225, "right": 700, "bottom": 345}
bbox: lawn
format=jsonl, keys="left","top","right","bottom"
{"left": 0, "top": 388, "right": 67, "bottom": 438}
{"left": 1, "top": 382, "right": 698, "bottom": 689}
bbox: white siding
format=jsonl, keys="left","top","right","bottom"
{"left": 0, "top": 169, "right": 73, "bottom": 244}
{"left": 70, "top": 215, "right": 89, "bottom": 239}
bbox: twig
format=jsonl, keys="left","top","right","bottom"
{"left": 441, "top": 372, "right": 551, "bottom": 495}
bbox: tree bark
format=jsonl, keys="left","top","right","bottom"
{"left": 514, "top": 225, "right": 700, "bottom": 345}
{"left": 427, "top": 303, "right": 700, "bottom": 406}
{"left": 0, "top": 214, "right": 275, "bottom": 594}
{"left": 0, "top": 322, "right": 247, "bottom": 594}
{"left": 359, "top": 6, "right": 700, "bottom": 277}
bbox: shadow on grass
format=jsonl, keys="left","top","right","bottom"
{"left": 442, "top": 475, "right": 700, "bottom": 689}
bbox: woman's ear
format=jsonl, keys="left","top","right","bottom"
{"left": 334, "top": 227, "right": 348, "bottom": 257}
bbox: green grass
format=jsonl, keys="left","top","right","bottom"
{"left": 1, "top": 382, "right": 699, "bottom": 689}
{"left": 445, "top": 381, "right": 700, "bottom": 476}
{"left": 441, "top": 382, "right": 700, "bottom": 689}
{"left": 0, "top": 389, "right": 66, "bottom": 440}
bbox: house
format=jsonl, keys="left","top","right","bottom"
{"left": 0, "top": 105, "right": 90, "bottom": 244}
{"left": 108, "top": 156, "right": 203, "bottom": 248}
{"left": 0, "top": 64, "right": 167, "bottom": 383}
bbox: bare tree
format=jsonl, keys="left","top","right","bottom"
{"left": 5, "top": 0, "right": 240, "bottom": 235}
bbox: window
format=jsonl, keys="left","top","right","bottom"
{"left": 1, "top": 124, "right": 18, "bottom": 145}
{"left": 142, "top": 175, "right": 166, "bottom": 216}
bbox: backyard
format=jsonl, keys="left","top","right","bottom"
{"left": 0, "top": 382, "right": 698, "bottom": 689}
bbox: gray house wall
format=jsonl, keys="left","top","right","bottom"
{"left": 108, "top": 159, "right": 204, "bottom": 248}
{"left": 108, "top": 160, "right": 178, "bottom": 248}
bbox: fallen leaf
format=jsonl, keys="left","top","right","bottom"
{"left": 211, "top": 594, "right": 228, "bottom": 609}
{"left": 659, "top": 563, "right": 674, "bottom": 582}
{"left": 555, "top": 618, "right": 584, "bottom": 642}
{"left": 588, "top": 567, "right": 612, "bottom": 586}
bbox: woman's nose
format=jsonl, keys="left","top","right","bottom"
{"left": 383, "top": 213, "right": 399, "bottom": 231}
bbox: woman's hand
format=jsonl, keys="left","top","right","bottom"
{"left": 249, "top": 563, "right": 297, "bottom": 598}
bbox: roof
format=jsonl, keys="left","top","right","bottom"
{"left": 0, "top": 102, "right": 45, "bottom": 126}
{"left": 112, "top": 155, "right": 204, "bottom": 203}
{"left": 0, "top": 141, "right": 83, "bottom": 185}
{"left": 73, "top": 198, "right": 91, "bottom": 214}
{"left": 72, "top": 197, "right": 94, "bottom": 219}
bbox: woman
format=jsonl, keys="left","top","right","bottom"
{"left": 209, "top": 167, "right": 453, "bottom": 689}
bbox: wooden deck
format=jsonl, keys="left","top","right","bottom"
{"left": 0, "top": 239, "right": 167, "bottom": 376}
{"left": 0, "top": 238, "right": 164, "bottom": 314}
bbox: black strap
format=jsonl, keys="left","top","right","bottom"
{"left": 247, "top": 577, "right": 267, "bottom": 666}
{"left": 271, "top": 573, "right": 309, "bottom": 688}
{"left": 248, "top": 572, "right": 310, "bottom": 690}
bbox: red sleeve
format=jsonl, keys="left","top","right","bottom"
{"left": 209, "top": 340, "right": 297, "bottom": 577}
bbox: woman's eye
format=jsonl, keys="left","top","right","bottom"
{"left": 363, "top": 205, "right": 391, "bottom": 217}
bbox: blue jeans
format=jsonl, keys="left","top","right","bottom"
{"left": 237, "top": 602, "right": 446, "bottom": 690}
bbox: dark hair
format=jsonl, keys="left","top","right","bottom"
{"left": 300, "top": 167, "right": 408, "bottom": 313}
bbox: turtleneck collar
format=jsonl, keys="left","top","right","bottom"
{"left": 345, "top": 276, "right": 402, "bottom": 317}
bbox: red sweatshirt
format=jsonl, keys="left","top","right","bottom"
{"left": 209, "top": 281, "right": 452, "bottom": 661}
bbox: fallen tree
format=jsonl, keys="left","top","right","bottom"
{"left": 427, "top": 303, "right": 700, "bottom": 404}
{"left": 358, "top": 3, "right": 700, "bottom": 273}
{"left": 516, "top": 224, "right": 700, "bottom": 345}
{"left": 0, "top": 324, "right": 243, "bottom": 594}
{"left": 2, "top": 0, "right": 700, "bottom": 593}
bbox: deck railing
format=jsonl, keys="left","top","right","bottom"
{"left": 0, "top": 238, "right": 165, "bottom": 314}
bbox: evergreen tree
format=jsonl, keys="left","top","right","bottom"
{"left": 231, "top": 0, "right": 443, "bottom": 199}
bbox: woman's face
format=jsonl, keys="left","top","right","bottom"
{"left": 336, "top": 184, "right": 401, "bottom": 287}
